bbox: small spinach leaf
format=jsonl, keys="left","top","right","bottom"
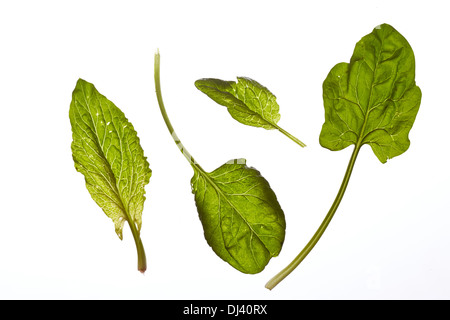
{"left": 156, "top": 53, "right": 286, "bottom": 274}
{"left": 195, "top": 77, "right": 306, "bottom": 147}
{"left": 69, "top": 79, "right": 151, "bottom": 273}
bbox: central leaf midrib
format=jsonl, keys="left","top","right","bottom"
{"left": 357, "top": 35, "right": 407, "bottom": 147}
{"left": 231, "top": 85, "right": 277, "bottom": 128}
{"left": 79, "top": 85, "right": 131, "bottom": 222}
{"left": 194, "top": 166, "right": 269, "bottom": 255}
{"left": 356, "top": 39, "right": 384, "bottom": 147}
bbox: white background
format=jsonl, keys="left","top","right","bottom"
{"left": 0, "top": 0, "right": 449, "bottom": 300}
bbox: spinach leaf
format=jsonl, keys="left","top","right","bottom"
{"left": 266, "top": 24, "right": 421, "bottom": 289}
{"left": 155, "top": 53, "right": 286, "bottom": 274}
{"left": 69, "top": 79, "right": 151, "bottom": 273}
{"left": 195, "top": 77, "right": 306, "bottom": 147}
{"left": 319, "top": 24, "right": 422, "bottom": 162}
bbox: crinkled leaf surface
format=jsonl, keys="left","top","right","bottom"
{"left": 195, "top": 77, "right": 280, "bottom": 129}
{"left": 191, "top": 159, "right": 286, "bottom": 274}
{"left": 69, "top": 79, "right": 151, "bottom": 239}
{"left": 195, "top": 77, "right": 305, "bottom": 147}
{"left": 320, "top": 24, "right": 421, "bottom": 163}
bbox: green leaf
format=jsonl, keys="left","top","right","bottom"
{"left": 191, "top": 159, "right": 286, "bottom": 274}
{"left": 155, "top": 53, "right": 286, "bottom": 274}
{"left": 69, "top": 78, "right": 151, "bottom": 273}
{"left": 195, "top": 77, "right": 306, "bottom": 147}
{"left": 320, "top": 23, "right": 422, "bottom": 163}
{"left": 266, "top": 24, "right": 422, "bottom": 290}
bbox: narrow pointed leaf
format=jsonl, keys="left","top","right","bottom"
{"left": 69, "top": 78, "right": 151, "bottom": 272}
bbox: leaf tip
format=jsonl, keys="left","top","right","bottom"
{"left": 76, "top": 78, "right": 87, "bottom": 87}
{"left": 194, "top": 79, "right": 202, "bottom": 89}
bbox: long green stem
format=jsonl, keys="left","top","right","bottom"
{"left": 265, "top": 144, "right": 361, "bottom": 290}
{"left": 154, "top": 51, "right": 205, "bottom": 174}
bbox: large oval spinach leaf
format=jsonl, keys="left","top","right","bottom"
{"left": 266, "top": 24, "right": 422, "bottom": 290}
{"left": 192, "top": 159, "right": 285, "bottom": 273}
{"left": 320, "top": 23, "right": 421, "bottom": 162}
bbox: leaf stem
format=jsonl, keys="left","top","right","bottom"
{"left": 265, "top": 144, "right": 361, "bottom": 290}
{"left": 154, "top": 51, "right": 204, "bottom": 172}
{"left": 127, "top": 219, "right": 147, "bottom": 273}
{"left": 272, "top": 123, "right": 306, "bottom": 148}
